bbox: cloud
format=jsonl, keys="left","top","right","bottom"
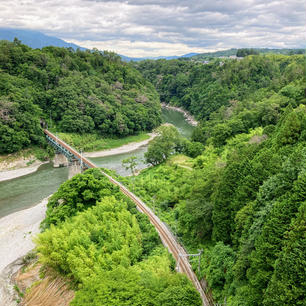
{"left": 0, "top": 0, "right": 305, "bottom": 56}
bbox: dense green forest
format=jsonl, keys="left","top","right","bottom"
{"left": 0, "top": 39, "right": 161, "bottom": 154}
{"left": 36, "top": 169, "right": 201, "bottom": 305}
{"left": 134, "top": 54, "right": 305, "bottom": 122}
{"left": 124, "top": 54, "right": 306, "bottom": 305}
{"left": 9, "top": 45, "right": 305, "bottom": 305}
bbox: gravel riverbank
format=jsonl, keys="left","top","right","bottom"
{"left": 84, "top": 133, "right": 156, "bottom": 158}
{"left": 0, "top": 197, "right": 48, "bottom": 305}
{"left": 0, "top": 161, "right": 49, "bottom": 182}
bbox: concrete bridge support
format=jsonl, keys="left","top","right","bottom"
{"left": 68, "top": 160, "right": 82, "bottom": 179}
{"left": 53, "top": 152, "right": 68, "bottom": 168}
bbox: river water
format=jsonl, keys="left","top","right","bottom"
{"left": 0, "top": 108, "right": 194, "bottom": 218}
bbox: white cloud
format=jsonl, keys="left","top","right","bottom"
{"left": 65, "top": 38, "right": 211, "bottom": 57}
{"left": 0, "top": 0, "right": 305, "bottom": 56}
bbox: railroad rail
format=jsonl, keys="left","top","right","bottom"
{"left": 44, "top": 129, "right": 210, "bottom": 306}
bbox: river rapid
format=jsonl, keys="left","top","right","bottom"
{"left": 0, "top": 108, "right": 195, "bottom": 219}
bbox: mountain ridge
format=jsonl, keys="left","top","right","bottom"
{"left": 0, "top": 28, "right": 304, "bottom": 62}
{"left": 0, "top": 28, "right": 199, "bottom": 61}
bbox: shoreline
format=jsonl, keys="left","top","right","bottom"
{"left": 161, "top": 103, "right": 198, "bottom": 126}
{"left": 84, "top": 133, "right": 156, "bottom": 158}
{"left": 0, "top": 197, "right": 49, "bottom": 305}
{"left": 0, "top": 161, "right": 49, "bottom": 183}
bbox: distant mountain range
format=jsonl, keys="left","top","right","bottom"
{"left": 0, "top": 28, "right": 85, "bottom": 50}
{"left": 0, "top": 28, "right": 304, "bottom": 62}
{"left": 0, "top": 28, "right": 199, "bottom": 61}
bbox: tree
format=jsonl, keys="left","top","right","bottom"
{"left": 36, "top": 196, "right": 143, "bottom": 282}
{"left": 41, "top": 168, "right": 120, "bottom": 229}
{"left": 236, "top": 48, "right": 259, "bottom": 57}
{"left": 0, "top": 40, "right": 162, "bottom": 154}
{"left": 263, "top": 202, "right": 306, "bottom": 306}
{"left": 145, "top": 125, "right": 182, "bottom": 166}
{"left": 203, "top": 242, "right": 235, "bottom": 302}
{"left": 122, "top": 156, "right": 138, "bottom": 176}
{"left": 71, "top": 254, "right": 202, "bottom": 306}
{"left": 183, "top": 141, "right": 204, "bottom": 158}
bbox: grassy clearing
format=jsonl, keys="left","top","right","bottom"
{"left": 167, "top": 154, "right": 194, "bottom": 170}
{"left": 57, "top": 132, "right": 151, "bottom": 152}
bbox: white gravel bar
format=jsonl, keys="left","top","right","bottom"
{"left": 84, "top": 133, "right": 156, "bottom": 158}
{"left": 0, "top": 162, "right": 49, "bottom": 182}
{"left": 0, "top": 197, "right": 48, "bottom": 305}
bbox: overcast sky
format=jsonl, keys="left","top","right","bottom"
{"left": 0, "top": 0, "right": 305, "bottom": 57}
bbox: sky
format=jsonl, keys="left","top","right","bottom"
{"left": 0, "top": 0, "right": 305, "bottom": 57}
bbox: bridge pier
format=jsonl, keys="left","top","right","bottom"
{"left": 68, "top": 160, "right": 82, "bottom": 179}
{"left": 44, "top": 129, "right": 94, "bottom": 179}
{"left": 53, "top": 152, "right": 68, "bottom": 168}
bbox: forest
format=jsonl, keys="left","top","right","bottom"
{"left": 0, "top": 39, "right": 161, "bottom": 154}
{"left": 124, "top": 53, "right": 306, "bottom": 305}
{"left": 4, "top": 43, "right": 305, "bottom": 305}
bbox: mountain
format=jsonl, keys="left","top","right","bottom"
{"left": 0, "top": 28, "right": 200, "bottom": 61}
{"left": 0, "top": 28, "right": 84, "bottom": 50}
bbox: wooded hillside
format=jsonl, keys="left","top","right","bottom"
{"left": 0, "top": 39, "right": 161, "bottom": 154}
{"left": 127, "top": 54, "right": 306, "bottom": 305}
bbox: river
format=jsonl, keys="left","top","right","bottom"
{"left": 0, "top": 108, "right": 194, "bottom": 219}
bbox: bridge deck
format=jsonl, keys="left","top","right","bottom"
{"left": 44, "top": 129, "right": 210, "bottom": 306}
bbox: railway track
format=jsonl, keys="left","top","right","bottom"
{"left": 44, "top": 130, "right": 211, "bottom": 306}
{"left": 102, "top": 171, "right": 210, "bottom": 306}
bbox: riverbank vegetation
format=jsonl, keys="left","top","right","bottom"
{"left": 144, "top": 125, "right": 203, "bottom": 166}
{"left": 0, "top": 39, "right": 161, "bottom": 155}
{"left": 126, "top": 54, "right": 306, "bottom": 305}
{"left": 31, "top": 169, "right": 201, "bottom": 305}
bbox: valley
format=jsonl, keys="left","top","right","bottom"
{"left": 0, "top": 40, "right": 305, "bottom": 306}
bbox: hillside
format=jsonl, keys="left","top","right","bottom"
{"left": 1, "top": 37, "right": 305, "bottom": 306}
{"left": 126, "top": 53, "right": 306, "bottom": 305}
{"left": 0, "top": 28, "right": 199, "bottom": 62}
{"left": 0, "top": 40, "right": 161, "bottom": 154}
{"left": 134, "top": 54, "right": 305, "bottom": 124}
{"left": 122, "top": 52, "right": 199, "bottom": 62}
